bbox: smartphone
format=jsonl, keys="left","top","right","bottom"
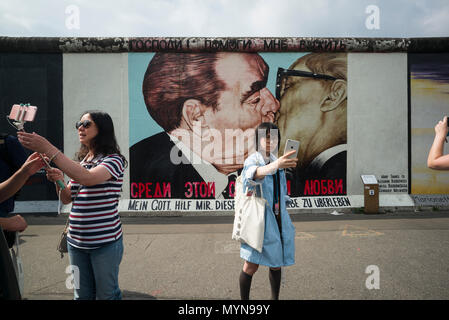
{"left": 283, "top": 139, "right": 300, "bottom": 159}
{"left": 8, "top": 104, "right": 37, "bottom": 122}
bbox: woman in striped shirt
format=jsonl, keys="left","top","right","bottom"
{"left": 18, "top": 110, "right": 127, "bottom": 300}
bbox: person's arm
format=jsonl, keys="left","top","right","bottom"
{"left": 0, "top": 215, "right": 27, "bottom": 232}
{"left": 17, "top": 132, "right": 112, "bottom": 186}
{"left": 0, "top": 152, "right": 45, "bottom": 203}
{"left": 427, "top": 117, "right": 449, "bottom": 170}
{"left": 253, "top": 150, "right": 298, "bottom": 180}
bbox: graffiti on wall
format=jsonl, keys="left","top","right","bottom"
{"left": 129, "top": 52, "right": 348, "bottom": 205}
{"left": 410, "top": 53, "right": 449, "bottom": 194}
{"left": 131, "top": 38, "right": 348, "bottom": 53}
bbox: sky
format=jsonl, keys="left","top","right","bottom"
{"left": 0, "top": 0, "right": 448, "bottom": 38}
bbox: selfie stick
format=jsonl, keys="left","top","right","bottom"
{"left": 39, "top": 155, "right": 66, "bottom": 190}
{"left": 8, "top": 104, "right": 66, "bottom": 190}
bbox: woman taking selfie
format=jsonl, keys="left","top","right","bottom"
{"left": 18, "top": 111, "right": 127, "bottom": 300}
{"left": 238, "top": 122, "right": 297, "bottom": 300}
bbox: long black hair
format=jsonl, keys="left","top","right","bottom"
{"left": 76, "top": 110, "right": 128, "bottom": 167}
{"left": 255, "top": 122, "right": 281, "bottom": 153}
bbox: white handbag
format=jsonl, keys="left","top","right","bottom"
{"left": 232, "top": 175, "right": 267, "bottom": 253}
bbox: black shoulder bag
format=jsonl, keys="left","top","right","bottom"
{"left": 273, "top": 170, "right": 282, "bottom": 237}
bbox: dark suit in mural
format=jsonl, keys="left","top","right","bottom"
{"left": 287, "top": 147, "right": 347, "bottom": 196}
{"left": 131, "top": 132, "right": 216, "bottom": 199}
{"left": 130, "top": 52, "right": 279, "bottom": 199}
{"left": 276, "top": 53, "right": 347, "bottom": 196}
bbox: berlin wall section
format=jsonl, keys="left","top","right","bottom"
{"left": 1, "top": 37, "right": 448, "bottom": 214}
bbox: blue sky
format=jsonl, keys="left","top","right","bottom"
{"left": 0, "top": 0, "right": 448, "bottom": 37}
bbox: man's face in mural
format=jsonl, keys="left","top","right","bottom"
{"left": 276, "top": 56, "right": 347, "bottom": 170}
{"left": 205, "top": 53, "right": 279, "bottom": 131}
{"left": 189, "top": 53, "right": 279, "bottom": 172}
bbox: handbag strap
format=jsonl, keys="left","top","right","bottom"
{"left": 243, "top": 158, "right": 265, "bottom": 198}
{"left": 244, "top": 183, "right": 263, "bottom": 198}
{"left": 273, "top": 170, "right": 282, "bottom": 235}
{"left": 65, "top": 184, "right": 82, "bottom": 228}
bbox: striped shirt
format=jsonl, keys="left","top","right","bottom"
{"left": 67, "top": 154, "right": 125, "bottom": 249}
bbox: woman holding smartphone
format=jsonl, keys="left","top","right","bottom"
{"left": 18, "top": 111, "right": 127, "bottom": 300}
{"left": 239, "top": 122, "right": 298, "bottom": 300}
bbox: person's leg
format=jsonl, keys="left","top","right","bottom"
{"left": 240, "top": 261, "right": 259, "bottom": 300}
{"left": 90, "top": 238, "right": 124, "bottom": 300}
{"left": 269, "top": 267, "right": 281, "bottom": 300}
{"left": 67, "top": 244, "right": 96, "bottom": 300}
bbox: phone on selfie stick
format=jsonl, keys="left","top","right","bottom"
{"left": 8, "top": 104, "right": 37, "bottom": 129}
{"left": 8, "top": 104, "right": 65, "bottom": 189}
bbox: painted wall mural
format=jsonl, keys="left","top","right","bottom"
{"left": 410, "top": 53, "right": 449, "bottom": 195}
{"left": 129, "top": 52, "right": 348, "bottom": 204}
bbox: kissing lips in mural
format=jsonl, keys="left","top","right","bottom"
{"left": 130, "top": 52, "right": 279, "bottom": 199}
{"left": 276, "top": 53, "right": 348, "bottom": 196}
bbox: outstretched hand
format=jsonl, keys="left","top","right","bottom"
{"left": 276, "top": 150, "right": 298, "bottom": 169}
{"left": 17, "top": 131, "right": 52, "bottom": 154}
{"left": 435, "top": 116, "right": 449, "bottom": 140}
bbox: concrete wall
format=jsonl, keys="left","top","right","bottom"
{"left": 63, "top": 53, "right": 130, "bottom": 198}
{"left": 347, "top": 53, "right": 409, "bottom": 195}
{"left": 3, "top": 37, "right": 448, "bottom": 213}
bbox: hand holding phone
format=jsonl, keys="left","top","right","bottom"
{"left": 38, "top": 155, "right": 64, "bottom": 188}
{"left": 283, "top": 139, "right": 300, "bottom": 159}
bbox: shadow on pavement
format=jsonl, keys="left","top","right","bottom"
{"left": 122, "top": 290, "right": 157, "bottom": 300}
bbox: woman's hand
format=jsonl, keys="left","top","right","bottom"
{"left": 254, "top": 150, "right": 298, "bottom": 180}
{"left": 46, "top": 167, "right": 64, "bottom": 183}
{"left": 17, "top": 131, "right": 53, "bottom": 154}
{"left": 434, "top": 116, "right": 449, "bottom": 139}
{"left": 275, "top": 150, "right": 298, "bottom": 169}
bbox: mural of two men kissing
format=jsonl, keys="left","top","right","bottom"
{"left": 129, "top": 52, "right": 347, "bottom": 200}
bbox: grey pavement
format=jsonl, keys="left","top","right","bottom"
{"left": 15, "top": 210, "right": 449, "bottom": 300}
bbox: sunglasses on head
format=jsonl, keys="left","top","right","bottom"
{"left": 75, "top": 120, "right": 92, "bottom": 129}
